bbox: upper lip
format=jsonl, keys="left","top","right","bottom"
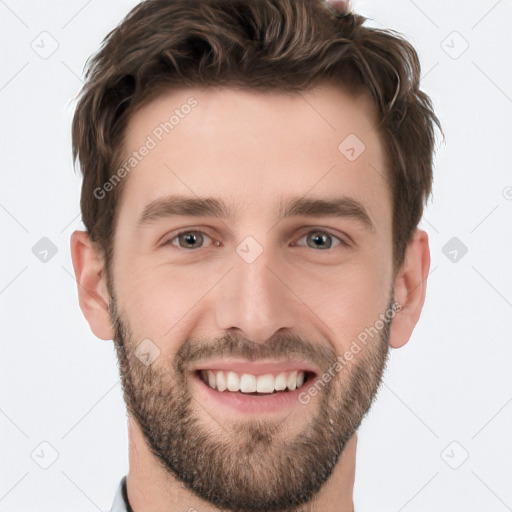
{"left": 193, "top": 358, "right": 320, "bottom": 376}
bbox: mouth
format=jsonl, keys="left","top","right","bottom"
{"left": 196, "top": 369, "right": 316, "bottom": 395}
{"left": 191, "top": 359, "right": 319, "bottom": 414}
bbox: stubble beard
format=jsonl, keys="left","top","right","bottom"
{"left": 109, "top": 291, "right": 393, "bottom": 512}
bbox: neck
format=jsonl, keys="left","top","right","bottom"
{"left": 126, "top": 415, "right": 356, "bottom": 512}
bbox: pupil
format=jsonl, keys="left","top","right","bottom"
{"left": 311, "top": 232, "right": 330, "bottom": 249}
{"left": 183, "top": 232, "right": 200, "bottom": 247}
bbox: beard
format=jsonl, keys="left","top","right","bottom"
{"left": 109, "top": 289, "right": 394, "bottom": 512}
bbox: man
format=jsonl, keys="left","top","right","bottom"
{"left": 70, "top": 0, "right": 441, "bottom": 510}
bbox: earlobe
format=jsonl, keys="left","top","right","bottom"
{"left": 70, "top": 230, "right": 114, "bottom": 341}
{"left": 389, "top": 229, "right": 430, "bottom": 349}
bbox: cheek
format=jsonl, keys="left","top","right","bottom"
{"left": 115, "top": 260, "right": 219, "bottom": 341}
{"left": 298, "top": 255, "right": 391, "bottom": 352}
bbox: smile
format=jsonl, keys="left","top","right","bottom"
{"left": 198, "top": 369, "right": 312, "bottom": 394}
{"left": 192, "top": 359, "right": 319, "bottom": 413}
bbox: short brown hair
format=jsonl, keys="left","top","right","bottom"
{"left": 72, "top": 0, "right": 442, "bottom": 274}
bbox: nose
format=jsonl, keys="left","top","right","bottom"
{"left": 214, "top": 240, "right": 298, "bottom": 344}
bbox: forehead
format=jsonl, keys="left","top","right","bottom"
{"left": 117, "top": 82, "right": 390, "bottom": 229}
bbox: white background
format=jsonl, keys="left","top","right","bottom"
{"left": 1, "top": 0, "right": 511, "bottom": 510}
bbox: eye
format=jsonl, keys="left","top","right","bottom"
{"left": 292, "top": 230, "right": 349, "bottom": 251}
{"left": 160, "top": 228, "right": 349, "bottom": 251}
{"left": 162, "top": 230, "right": 216, "bottom": 250}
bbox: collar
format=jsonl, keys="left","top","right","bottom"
{"left": 110, "top": 476, "right": 132, "bottom": 512}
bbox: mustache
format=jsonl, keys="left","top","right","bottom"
{"left": 109, "top": 290, "right": 334, "bottom": 372}
{"left": 173, "top": 331, "right": 337, "bottom": 376}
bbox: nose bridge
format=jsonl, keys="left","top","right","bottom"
{"left": 215, "top": 238, "right": 297, "bottom": 343}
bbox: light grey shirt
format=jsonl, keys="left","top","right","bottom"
{"left": 110, "top": 476, "right": 130, "bottom": 512}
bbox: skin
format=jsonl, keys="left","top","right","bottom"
{"left": 71, "top": 82, "right": 430, "bottom": 511}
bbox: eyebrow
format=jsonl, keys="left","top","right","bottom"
{"left": 137, "top": 194, "right": 375, "bottom": 232}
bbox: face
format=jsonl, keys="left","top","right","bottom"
{"left": 108, "top": 83, "right": 396, "bottom": 510}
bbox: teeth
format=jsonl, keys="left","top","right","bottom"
{"left": 240, "top": 374, "right": 257, "bottom": 393}
{"left": 256, "top": 374, "right": 274, "bottom": 393}
{"left": 216, "top": 370, "right": 227, "bottom": 392}
{"left": 226, "top": 371, "right": 240, "bottom": 392}
{"left": 200, "top": 370, "right": 307, "bottom": 394}
{"left": 287, "top": 371, "right": 297, "bottom": 391}
{"left": 274, "top": 373, "right": 287, "bottom": 391}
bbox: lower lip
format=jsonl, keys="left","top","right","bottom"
{"left": 193, "top": 372, "right": 313, "bottom": 414}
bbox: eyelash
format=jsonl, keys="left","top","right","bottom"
{"left": 161, "top": 228, "right": 350, "bottom": 251}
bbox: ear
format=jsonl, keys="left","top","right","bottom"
{"left": 389, "top": 229, "right": 430, "bottom": 349}
{"left": 70, "top": 230, "right": 114, "bottom": 340}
